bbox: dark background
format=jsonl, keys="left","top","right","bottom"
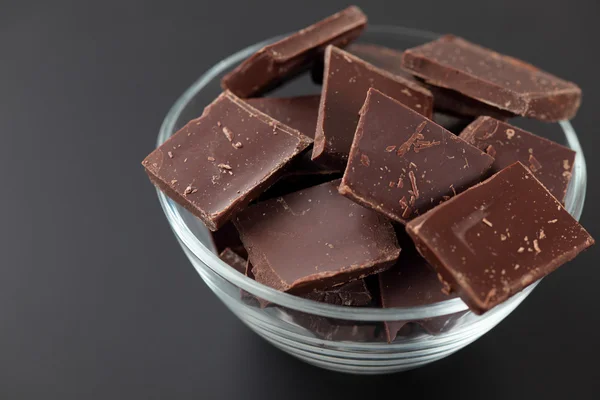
{"left": 1, "top": 0, "right": 599, "bottom": 398}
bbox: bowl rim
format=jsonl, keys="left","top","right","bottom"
{"left": 154, "top": 25, "right": 587, "bottom": 321}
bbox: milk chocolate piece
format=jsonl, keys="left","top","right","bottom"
{"left": 142, "top": 91, "right": 312, "bottom": 231}
{"left": 311, "top": 43, "right": 415, "bottom": 85}
{"left": 246, "top": 95, "right": 337, "bottom": 176}
{"left": 339, "top": 88, "right": 494, "bottom": 224}
{"left": 240, "top": 260, "right": 269, "bottom": 308}
{"left": 346, "top": 43, "right": 416, "bottom": 80}
{"left": 303, "top": 279, "right": 372, "bottom": 306}
{"left": 285, "top": 310, "right": 381, "bottom": 341}
{"left": 245, "top": 260, "right": 371, "bottom": 307}
{"left": 245, "top": 97, "right": 333, "bottom": 192}
{"left": 234, "top": 180, "right": 400, "bottom": 294}
{"left": 426, "top": 85, "right": 515, "bottom": 120}
{"left": 246, "top": 96, "right": 320, "bottom": 138}
{"left": 402, "top": 35, "right": 582, "bottom": 121}
{"left": 341, "top": 43, "right": 512, "bottom": 120}
{"left": 406, "top": 162, "right": 594, "bottom": 314}
{"left": 312, "top": 46, "right": 434, "bottom": 170}
{"left": 221, "top": 6, "right": 367, "bottom": 98}
{"left": 459, "top": 116, "right": 576, "bottom": 203}
{"left": 311, "top": 43, "right": 414, "bottom": 84}
{"left": 219, "top": 248, "right": 247, "bottom": 274}
{"left": 379, "top": 233, "right": 465, "bottom": 342}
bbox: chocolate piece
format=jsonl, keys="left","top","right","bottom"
{"left": 234, "top": 180, "right": 400, "bottom": 294}
{"left": 246, "top": 96, "right": 320, "bottom": 138}
{"left": 303, "top": 279, "right": 372, "bottom": 306}
{"left": 402, "top": 35, "right": 582, "bottom": 121}
{"left": 339, "top": 88, "right": 494, "bottom": 224}
{"left": 219, "top": 248, "right": 247, "bottom": 274}
{"left": 312, "top": 46, "right": 434, "bottom": 170}
{"left": 379, "top": 234, "right": 464, "bottom": 342}
{"left": 245, "top": 260, "right": 371, "bottom": 306}
{"left": 245, "top": 96, "right": 330, "bottom": 195}
{"left": 210, "top": 221, "right": 247, "bottom": 258}
{"left": 337, "top": 43, "right": 513, "bottom": 120}
{"left": 240, "top": 260, "right": 271, "bottom": 309}
{"left": 246, "top": 95, "right": 337, "bottom": 176}
{"left": 285, "top": 309, "right": 382, "bottom": 341}
{"left": 311, "top": 43, "right": 416, "bottom": 84}
{"left": 432, "top": 112, "right": 473, "bottom": 135}
{"left": 142, "top": 91, "right": 312, "bottom": 231}
{"left": 459, "top": 116, "right": 576, "bottom": 203}
{"left": 406, "top": 162, "right": 594, "bottom": 314}
{"left": 346, "top": 43, "right": 416, "bottom": 80}
{"left": 221, "top": 6, "right": 367, "bottom": 98}
{"left": 426, "top": 84, "right": 515, "bottom": 120}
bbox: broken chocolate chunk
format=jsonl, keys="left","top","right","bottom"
{"left": 234, "top": 180, "right": 400, "bottom": 294}
{"left": 339, "top": 88, "right": 494, "bottom": 224}
{"left": 246, "top": 95, "right": 337, "bottom": 176}
{"left": 346, "top": 43, "right": 417, "bottom": 81}
{"left": 312, "top": 43, "right": 418, "bottom": 84}
{"left": 221, "top": 6, "right": 367, "bottom": 97}
{"left": 379, "top": 233, "right": 465, "bottom": 342}
{"left": 303, "top": 279, "right": 372, "bottom": 306}
{"left": 219, "top": 248, "right": 247, "bottom": 274}
{"left": 246, "top": 95, "right": 320, "bottom": 138}
{"left": 459, "top": 116, "right": 576, "bottom": 203}
{"left": 426, "top": 84, "right": 515, "bottom": 120}
{"left": 312, "top": 45, "right": 434, "bottom": 170}
{"left": 285, "top": 309, "right": 382, "bottom": 341}
{"left": 343, "top": 43, "right": 513, "bottom": 120}
{"left": 245, "top": 260, "right": 371, "bottom": 307}
{"left": 142, "top": 90, "right": 312, "bottom": 231}
{"left": 406, "top": 162, "right": 594, "bottom": 314}
{"left": 402, "top": 35, "right": 581, "bottom": 121}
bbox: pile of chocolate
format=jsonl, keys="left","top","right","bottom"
{"left": 142, "top": 6, "right": 594, "bottom": 338}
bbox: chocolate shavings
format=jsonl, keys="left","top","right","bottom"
{"left": 413, "top": 139, "right": 441, "bottom": 153}
{"left": 529, "top": 154, "right": 542, "bottom": 172}
{"left": 222, "top": 127, "right": 233, "bottom": 141}
{"left": 360, "top": 154, "right": 370, "bottom": 167}
{"left": 397, "top": 121, "right": 427, "bottom": 156}
{"left": 408, "top": 170, "right": 419, "bottom": 199}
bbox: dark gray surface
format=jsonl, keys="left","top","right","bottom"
{"left": 1, "top": 0, "right": 599, "bottom": 398}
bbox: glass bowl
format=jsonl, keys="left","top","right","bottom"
{"left": 154, "top": 26, "right": 587, "bottom": 374}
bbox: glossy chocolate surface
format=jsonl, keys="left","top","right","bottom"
{"left": 234, "top": 180, "right": 400, "bottom": 294}
{"left": 143, "top": 91, "right": 311, "bottom": 230}
{"left": 312, "top": 46, "right": 433, "bottom": 170}
{"left": 406, "top": 162, "right": 594, "bottom": 314}
{"left": 459, "top": 116, "right": 575, "bottom": 202}
{"left": 402, "top": 35, "right": 581, "bottom": 121}
{"left": 221, "top": 6, "right": 367, "bottom": 97}
{"left": 340, "top": 88, "right": 493, "bottom": 224}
